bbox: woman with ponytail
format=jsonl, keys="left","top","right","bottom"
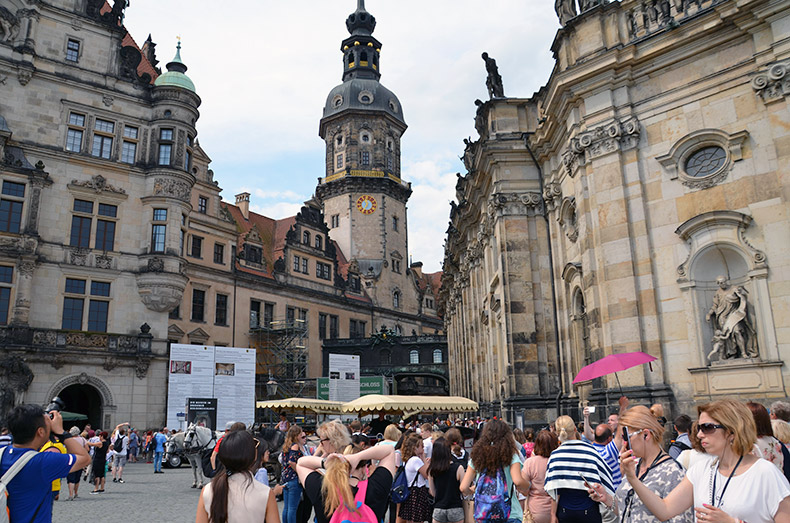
{"left": 296, "top": 442, "right": 397, "bottom": 523}
{"left": 195, "top": 430, "right": 279, "bottom": 523}
{"left": 281, "top": 425, "right": 307, "bottom": 523}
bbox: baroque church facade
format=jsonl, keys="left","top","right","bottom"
{"left": 440, "top": 0, "right": 790, "bottom": 423}
{"left": 0, "top": 0, "right": 441, "bottom": 429}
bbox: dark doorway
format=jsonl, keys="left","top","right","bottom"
{"left": 58, "top": 384, "right": 102, "bottom": 430}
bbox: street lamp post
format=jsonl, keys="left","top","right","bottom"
{"left": 266, "top": 372, "right": 278, "bottom": 426}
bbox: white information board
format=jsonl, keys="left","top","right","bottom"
{"left": 167, "top": 344, "right": 255, "bottom": 430}
{"left": 328, "top": 353, "right": 360, "bottom": 402}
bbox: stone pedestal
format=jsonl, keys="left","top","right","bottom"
{"left": 687, "top": 360, "right": 785, "bottom": 398}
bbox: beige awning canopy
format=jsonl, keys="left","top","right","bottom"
{"left": 255, "top": 398, "right": 344, "bottom": 414}
{"left": 340, "top": 394, "right": 479, "bottom": 416}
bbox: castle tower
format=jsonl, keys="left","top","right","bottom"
{"left": 316, "top": 0, "right": 413, "bottom": 312}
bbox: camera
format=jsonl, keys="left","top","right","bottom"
{"left": 46, "top": 396, "right": 65, "bottom": 418}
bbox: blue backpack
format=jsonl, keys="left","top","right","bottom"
{"left": 390, "top": 464, "right": 417, "bottom": 504}
{"left": 473, "top": 467, "right": 512, "bottom": 521}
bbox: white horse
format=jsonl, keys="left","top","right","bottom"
{"left": 165, "top": 432, "right": 206, "bottom": 488}
{"left": 182, "top": 424, "right": 221, "bottom": 487}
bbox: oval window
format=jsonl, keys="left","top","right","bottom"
{"left": 685, "top": 146, "right": 726, "bottom": 178}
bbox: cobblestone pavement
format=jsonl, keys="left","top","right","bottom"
{"left": 52, "top": 460, "right": 284, "bottom": 522}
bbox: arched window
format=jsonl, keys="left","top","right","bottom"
{"left": 315, "top": 235, "right": 323, "bottom": 250}
{"left": 409, "top": 350, "right": 419, "bottom": 364}
{"left": 433, "top": 349, "right": 443, "bottom": 363}
{"left": 380, "top": 349, "right": 391, "bottom": 365}
{"left": 361, "top": 51, "right": 368, "bottom": 63}
{"left": 302, "top": 231, "right": 310, "bottom": 245}
{"left": 393, "top": 290, "right": 401, "bottom": 309}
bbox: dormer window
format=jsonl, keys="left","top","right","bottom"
{"left": 302, "top": 231, "right": 310, "bottom": 245}
{"left": 315, "top": 235, "right": 323, "bottom": 250}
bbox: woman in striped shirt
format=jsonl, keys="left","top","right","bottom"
{"left": 543, "top": 415, "right": 614, "bottom": 523}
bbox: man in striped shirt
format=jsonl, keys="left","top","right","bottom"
{"left": 583, "top": 407, "right": 624, "bottom": 490}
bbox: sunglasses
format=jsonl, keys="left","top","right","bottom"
{"left": 320, "top": 438, "right": 330, "bottom": 443}
{"left": 698, "top": 423, "right": 725, "bottom": 434}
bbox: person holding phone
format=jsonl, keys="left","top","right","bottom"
{"left": 587, "top": 406, "right": 694, "bottom": 523}
{"left": 543, "top": 416, "right": 615, "bottom": 523}
{"left": 615, "top": 400, "right": 790, "bottom": 523}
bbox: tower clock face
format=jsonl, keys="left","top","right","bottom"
{"left": 356, "top": 195, "right": 377, "bottom": 215}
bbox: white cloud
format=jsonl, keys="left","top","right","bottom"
{"left": 250, "top": 202, "right": 304, "bottom": 220}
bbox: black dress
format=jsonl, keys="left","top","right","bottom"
{"left": 92, "top": 440, "right": 109, "bottom": 478}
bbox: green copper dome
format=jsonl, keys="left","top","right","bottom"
{"left": 154, "top": 41, "right": 196, "bottom": 92}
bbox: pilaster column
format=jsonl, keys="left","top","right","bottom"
{"left": 11, "top": 259, "right": 35, "bottom": 325}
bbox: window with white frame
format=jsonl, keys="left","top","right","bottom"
{"left": 158, "top": 128, "right": 174, "bottom": 166}
{"left": 409, "top": 350, "right": 419, "bottom": 364}
{"left": 151, "top": 208, "right": 167, "bottom": 253}
{"left": 65, "top": 38, "right": 80, "bottom": 62}
{"left": 0, "top": 181, "right": 25, "bottom": 234}
{"left": 433, "top": 349, "right": 443, "bottom": 363}
{"left": 62, "top": 277, "right": 111, "bottom": 332}
{"left": 91, "top": 119, "right": 114, "bottom": 159}
{"left": 66, "top": 113, "right": 85, "bottom": 152}
{"left": 121, "top": 125, "right": 138, "bottom": 164}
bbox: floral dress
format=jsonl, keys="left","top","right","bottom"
{"left": 755, "top": 435, "right": 785, "bottom": 471}
{"left": 281, "top": 446, "right": 303, "bottom": 483}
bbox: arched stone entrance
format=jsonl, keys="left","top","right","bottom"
{"left": 47, "top": 373, "right": 116, "bottom": 430}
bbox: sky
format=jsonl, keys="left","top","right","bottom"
{"left": 123, "top": 1, "right": 559, "bottom": 273}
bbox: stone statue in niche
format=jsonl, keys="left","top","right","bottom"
{"left": 481, "top": 53, "right": 505, "bottom": 99}
{"left": 705, "top": 276, "right": 759, "bottom": 361}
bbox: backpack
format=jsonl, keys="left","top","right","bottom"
{"left": 329, "top": 478, "right": 378, "bottom": 523}
{"left": 473, "top": 467, "right": 513, "bottom": 521}
{"left": 0, "top": 447, "right": 43, "bottom": 523}
{"left": 668, "top": 440, "right": 691, "bottom": 456}
{"left": 390, "top": 464, "right": 417, "bottom": 504}
{"left": 113, "top": 436, "right": 125, "bottom": 453}
{"left": 200, "top": 448, "right": 218, "bottom": 479}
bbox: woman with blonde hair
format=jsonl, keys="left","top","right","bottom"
{"left": 772, "top": 419, "right": 790, "bottom": 448}
{"left": 280, "top": 425, "right": 307, "bottom": 523}
{"left": 296, "top": 443, "right": 396, "bottom": 523}
{"left": 587, "top": 406, "right": 693, "bottom": 523}
{"left": 313, "top": 420, "right": 352, "bottom": 458}
{"left": 622, "top": 399, "right": 790, "bottom": 523}
{"left": 543, "top": 416, "right": 614, "bottom": 523}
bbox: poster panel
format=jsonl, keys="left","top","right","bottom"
{"left": 187, "top": 398, "right": 218, "bottom": 431}
{"left": 213, "top": 346, "right": 256, "bottom": 428}
{"left": 328, "top": 354, "right": 360, "bottom": 402}
{"left": 167, "top": 344, "right": 215, "bottom": 430}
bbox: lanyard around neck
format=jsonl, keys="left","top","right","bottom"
{"left": 711, "top": 455, "right": 744, "bottom": 508}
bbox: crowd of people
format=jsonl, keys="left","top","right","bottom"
{"left": 2, "top": 397, "right": 790, "bottom": 523}
{"left": 195, "top": 398, "right": 790, "bottom": 523}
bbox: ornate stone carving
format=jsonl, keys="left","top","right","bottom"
{"left": 558, "top": 197, "right": 579, "bottom": 243}
{"left": 543, "top": 181, "right": 563, "bottom": 212}
{"left": 219, "top": 205, "right": 235, "bottom": 223}
{"left": 145, "top": 257, "right": 164, "bottom": 273}
{"left": 50, "top": 354, "right": 67, "bottom": 370}
{"left": 555, "top": 0, "right": 577, "bottom": 26}
{"left": 487, "top": 191, "right": 544, "bottom": 217}
{"left": 135, "top": 355, "right": 151, "bottom": 379}
{"left": 562, "top": 117, "right": 641, "bottom": 176}
{"left": 95, "top": 254, "right": 113, "bottom": 269}
{"left": 17, "top": 68, "right": 32, "bottom": 86}
{"left": 136, "top": 272, "right": 187, "bottom": 312}
{"left": 153, "top": 177, "right": 190, "bottom": 201}
{"left": 0, "top": 355, "right": 33, "bottom": 423}
{"left": 245, "top": 226, "right": 263, "bottom": 244}
{"left": 0, "top": 7, "right": 20, "bottom": 42}
{"left": 705, "top": 276, "right": 759, "bottom": 361}
{"left": 119, "top": 44, "right": 153, "bottom": 85}
{"left": 656, "top": 129, "right": 747, "bottom": 190}
{"left": 102, "top": 357, "right": 119, "bottom": 372}
{"left": 102, "top": 95, "right": 114, "bottom": 107}
{"left": 70, "top": 174, "right": 127, "bottom": 195}
{"left": 69, "top": 248, "right": 89, "bottom": 266}
{"left": 751, "top": 59, "right": 790, "bottom": 103}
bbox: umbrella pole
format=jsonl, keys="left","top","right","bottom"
{"left": 614, "top": 372, "right": 623, "bottom": 396}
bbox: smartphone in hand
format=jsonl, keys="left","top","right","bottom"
{"left": 579, "top": 473, "right": 593, "bottom": 487}
{"left": 622, "top": 426, "right": 630, "bottom": 449}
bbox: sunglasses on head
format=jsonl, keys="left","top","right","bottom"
{"left": 698, "top": 423, "right": 725, "bottom": 434}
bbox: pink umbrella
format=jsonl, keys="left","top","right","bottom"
{"left": 572, "top": 351, "right": 657, "bottom": 392}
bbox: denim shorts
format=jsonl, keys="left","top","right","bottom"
{"left": 433, "top": 507, "right": 465, "bottom": 523}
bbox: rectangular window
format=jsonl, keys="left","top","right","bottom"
{"left": 2, "top": 182, "right": 25, "bottom": 198}
{"left": 87, "top": 299, "right": 109, "bottom": 332}
{"left": 293, "top": 255, "right": 300, "bottom": 272}
{"left": 198, "top": 196, "right": 208, "bottom": 214}
{"left": 0, "top": 200, "right": 22, "bottom": 234}
{"left": 123, "top": 126, "right": 138, "bottom": 139}
{"left": 98, "top": 203, "right": 117, "bottom": 217}
{"left": 330, "top": 214, "right": 339, "bottom": 228}
{"left": 62, "top": 297, "right": 84, "bottom": 330}
{"left": 214, "top": 243, "right": 224, "bottom": 264}
{"left": 65, "top": 278, "right": 86, "bottom": 294}
{"left": 329, "top": 315, "right": 339, "bottom": 339}
{"left": 362, "top": 151, "right": 370, "bottom": 165}
{"left": 191, "top": 289, "right": 205, "bottom": 322}
{"left": 301, "top": 258, "right": 308, "bottom": 274}
{"left": 70, "top": 216, "right": 91, "bottom": 248}
{"left": 215, "top": 294, "right": 228, "bottom": 325}
{"left": 387, "top": 157, "right": 393, "bottom": 171}
{"left": 244, "top": 244, "right": 262, "bottom": 265}
{"left": 90, "top": 281, "right": 110, "bottom": 297}
{"left": 316, "top": 262, "right": 331, "bottom": 281}
{"left": 286, "top": 306, "right": 295, "bottom": 323}
{"left": 263, "top": 302, "right": 274, "bottom": 327}
{"left": 350, "top": 319, "right": 366, "bottom": 338}
{"left": 66, "top": 112, "right": 86, "bottom": 152}
{"left": 0, "top": 266, "right": 13, "bottom": 326}
{"left": 121, "top": 140, "right": 137, "bottom": 164}
{"left": 191, "top": 236, "right": 203, "bottom": 258}
{"left": 392, "top": 216, "right": 399, "bottom": 231}
{"left": 185, "top": 149, "right": 192, "bottom": 170}
{"left": 350, "top": 276, "right": 361, "bottom": 293}
{"left": 158, "top": 129, "right": 173, "bottom": 166}
{"left": 151, "top": 224, "right": 166, "bottom": 253}
{"left": 95, "top": 220, "right": 115, "bottom": 251}
{"left": 250, "top": 300, "right": 261, "bottom": 328}
{"left": 91, "top": 119, "right": 115, "bottom": 159}
{"left": 392, "top": 259, "right": 401, "bottom": 273}
{"left": 153, "top": 208, "right": 167, "bottom": 221}
{"left": 336, "top": 154, "right": 344, "bottom": 169}
{"left": 66, "top": 39, "right": 80, "bottom": 62}
{"left": 74, "top": 199, "right": 93, "bottom": 214}
{"left": 318, "top": 313, "right": 327, "bottom": 339}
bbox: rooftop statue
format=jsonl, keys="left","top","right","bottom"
{"left": 482, "top": 52, "right": 505, "bottom": 99}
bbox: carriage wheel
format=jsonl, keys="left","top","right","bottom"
{"left": 168, "top": 454, "right": 182, "bottom": 468}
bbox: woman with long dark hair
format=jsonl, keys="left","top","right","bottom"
{"left": 521, "top": 430, "right": 559, "bottom": 523}
{"left": 296, "top": 441, "right": 396, "bottom": 523}
{"left": 428, "top": 438, "right": 464, "bottom": 523}
{"left": 748, "top": 401, "right": 785, "bottom": 471}
{"left": 460, "top": 419, "right": 528, "bottom": 523}
{"left": 195, "top": 430, "right": 279, "bottom": 523}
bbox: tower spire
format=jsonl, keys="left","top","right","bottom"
{"left": 346, "top": 0, "right": 376, "bottom": 36}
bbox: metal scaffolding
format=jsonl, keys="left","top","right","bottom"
{"left": 251, "top": 318, "right": 309, "bottom": 399}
